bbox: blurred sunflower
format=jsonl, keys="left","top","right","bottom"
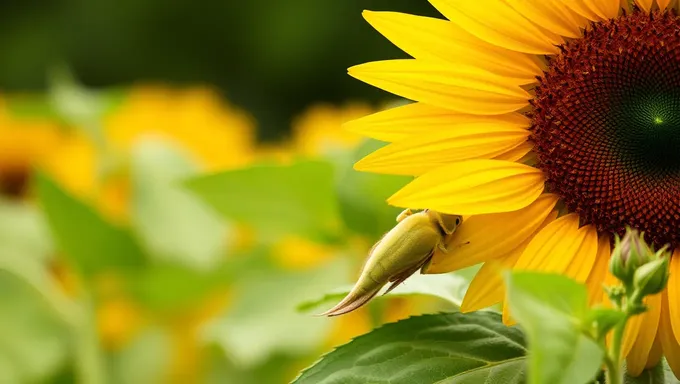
{"left": 0, "top": 97, "right": 66, "bottom": 198}
{"left": 348, "top": 0, "right": 680, "bottom": 377}
{"left": 42, "top": 84, "right": 256, "bottom": 222}
{"left": 38, "top": 85, "right": 257, "bottom": 379}
{"left": 292, "top": 102, "right": 372, "bottom": 156}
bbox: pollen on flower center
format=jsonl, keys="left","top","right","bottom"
{"left": 531, "top": 9, "right": 680, "bottom": 249}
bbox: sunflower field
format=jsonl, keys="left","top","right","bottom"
{"left": 5, "top": 1, "right": 680, "bottom": 384}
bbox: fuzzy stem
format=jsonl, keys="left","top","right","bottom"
{"left": 605, "top": 321, "right": 626, "bottom": 384}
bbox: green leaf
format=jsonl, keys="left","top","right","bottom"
{"left": 0, "top": 198, "right": 54, "bottom": 262}
{"left": 184, "top": 160, "right": 342, "bottom": 240}
{"left": 336, "top": 139, "right": 411, "bottom": 238}
{"left": 293, "top": 312, "right": 526, "bottom": 384}
{"left": 505, "top": 272, "right": 603, "bottom": 384}
{"left": 130, "top": 139, "right": 229, "bottom": 269}
{"left": 297, "top": 272, "right": 468, "bottom": 313}
{"left": 205, "top": 257, "right": 352, "bottom": 367}
{"left": 35, "top": 173, "right": 147, "bottom": 276}
{"left": 127, "top": 262, "right": 234, "bottom": 312}
{"left": 586, "top": 308, "right": 626, "bottom": 341}
{"left": 0, "top": 199, "right": 79, "bottom": 323}
{"left": 0, "top": 272, "right": 70, "bottom": 383}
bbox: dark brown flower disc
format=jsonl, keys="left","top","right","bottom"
{"left": 531, "top": 9, "right": 680, "bottom": 249}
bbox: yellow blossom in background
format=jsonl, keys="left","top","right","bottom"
{"left": 96, "top": 297, "right": 145, "bottom": 350}
{"left": 5, "top": 85, "right": 259, "bottom": 379}
{"left": 291, "top": 103, "right": 371, "bottom": 156}
{"left": 166, "top": 290, "right": 232, "bottom": 383}
{"left": 41, "top": 84, "right": 257, "bottom": 222}
{"left": 0, "top": 97, "right": 66, "bottom": 197}
{"left": 255, "top": 143, "right": 295, "bottom": 165}
{"left": 93, "top": 274, "right": 146, "bottom": 351}
{"left": 105, "top": 85, "right": 256, "bottom": 171}
{"left": 272, "top": 236, "right": 336, "bottom": 270}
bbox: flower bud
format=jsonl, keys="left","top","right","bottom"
{"left": 633, "top": 256, "right": 670, "bottom": 297}
{"left": 609, "top": 229, "right": 653, "bottom": 285}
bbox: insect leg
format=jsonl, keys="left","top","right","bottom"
{"left": 396, "top": 208, "right": 414, "bottom": 222}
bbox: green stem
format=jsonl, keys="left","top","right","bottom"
{"left": 605, "top": 320, "right": 627, "bottom": 384}
{"left": 605, "top": 290, "right": 644, "bottom": 384}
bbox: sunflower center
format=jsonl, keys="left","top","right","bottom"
{"left": 531, "top": 10, "right": 680, "bottom": 248}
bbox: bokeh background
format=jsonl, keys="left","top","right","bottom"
{"left": 0, "top": 1, "right": 471, "bottom": 383}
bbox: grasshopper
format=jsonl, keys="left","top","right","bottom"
{"left": 320, "top": 209, "right": 463, "bottom": 317}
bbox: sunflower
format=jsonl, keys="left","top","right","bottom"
{"left": 346, "top": 0, "right": 680, "bottom": 377}
{"left": 42, "top": 84, "right": 257, "bottom": 221}
{"left": 0, "top": 97, "right": 66, "bottom": 198}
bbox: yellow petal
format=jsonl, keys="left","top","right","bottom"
{"left": 428, "top": 0, "right": 563, "bottom": 54}
{"left": 427, "top": 193, "right": 558, "bottom": 273}
{"left": 559, "top": 0, "right": 605, "bottom": 21}
{"left": 514, "top": 214, "right": 596, "bottom": 275}
{"left": 354, "top": 124, "right": 530, "bottom": 175}
{"left": 667, "top": 250, "right": 680, "bottom": 342}
{"left": 620, "top": 301, "right": 646, "bottom": 360}
{"left": 349, "top": 60, "right": 531, "bottom": 115}
{"left": 502, "top": 303, "right": 516, "bottom": 326}
{"left": 493, "top": 142, "right": 534, "bottom": 163}
{"left": 461, "top": 253, "right": 518, "bottom": 313}
{"left": 344, "top": 102, "right": 529, "bottom": 143}
{"left": 660, "top": 291, "right": 680, "bottom": 379}
{"left": 646, "top": 334, "right": 663, "bottom": 370}
{"left": 506, "top": 0, "right": 587, "bottom": 38}
{"left": 621, "top": 0, "right": 632, "bottom": 12}
{"left": 585, "top": 235, "right": 611, "bottom": 306}
{"left": 626, "top": 293, "right": 662, "bottom": 376}
{"left": 588, "top": 0, "right": 622, "bottom": 18}
{"left": 388, "top": 159, "right": 545, "bottom": 215}
{"left": 635, "top": 0, "right": 654, "bottom": 12}
{"left": 657, "top": 0, "right": 673, "bottom": 9}
{"left": 562, "top": 224, "right": 599, "bottom": 282}
{"left": 363, "top": 11, "right": 542, "bottom": 82}
{"left": 460, "top": 210, "right": 558, "bottom": 312}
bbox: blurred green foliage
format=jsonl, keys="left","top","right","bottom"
{"left": 0, "top": 71, "right": 472, "bottom": 383}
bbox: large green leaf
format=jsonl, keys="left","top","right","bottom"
{"left": 0, "top": 198, "right": 53, "bottom": 262}
{"left": 298, "top": 272, "right": 468, "bottom": 313}
{"left": 336, "top": 139, "right": 411, "bottom": 238}
{"left": 0, "top": 272, "right": 70, "bottom": 383}
{"left": 128, "top": 262, "right": 234, "bottom": 312}
{"left": 204, "top": 257, "right": 352, "bottom": 367}
{"left": 0, "top": 199, "right": 79, "bottom": 323}
{"left": 506, "top": 272, "right": 603, "bottom": 384}
{"left": 129, "top": 139, "right": 229, "bottom": 269}
{"left": 184, "top": 160, "right": 342, "bottom": 240}
{"left": 293, "top": 312, "right": 527, "bottom": 384}
{"left": 35, "top": 173, "right": 147, "bottom": 276}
